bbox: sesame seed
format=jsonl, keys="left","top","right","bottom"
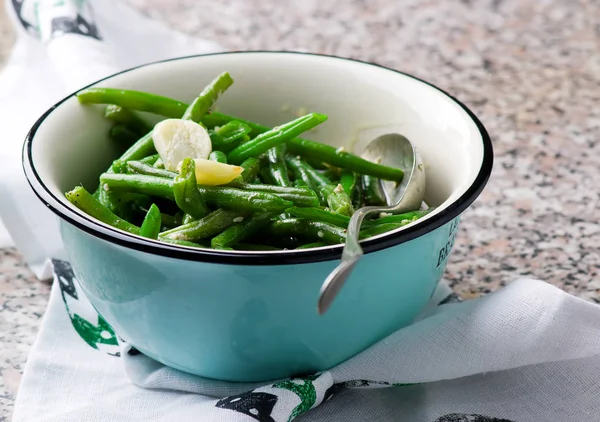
{"left": 233, "top": 216, "right": 244, "bottom": 223}
{"left": 335, "top": 146, "right": 346, "bottom": 154}
{"left": 317, "top": 230, "right": 324, "bottom": 238}
{"left": 103, "top": 183, "right": 110, "bottom": 192}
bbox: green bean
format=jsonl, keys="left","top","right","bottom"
{"left": 77, "top": 88, "right": 187, "bottom": 118}
{"left": 127, "top": 161, "right": 178, "bottom": 178}
{"left": 104, "top": 105, "right": 151, "bottom": 135}
{"left": 173, "top": 158, "right": 210, "bottom": 219}
{"left": 266, "top": 144, "right": 292, "bottom": 187}
{"left": 286, "top": 206, "right": 350, "bottom": 228}
{"left": 296, "top": 242, "right": 326, "bottom": 249}
{"left": 65, "top": 186, "right": 140, "bottom": 235}
{"left": 239, "top": 157, "right": 261, "bottom": 182}
{"left": 100, "top": 173, "right": 174, "bottom": 199}
{"left": 370, "top": 209, "right": 432, "bottom": 225}
{"left": 181, "top": 72, "right": 233, "bottom": 122}
{"left": 268, "top": 218, "right": 346, "bottom": 245}
{"left": 359, "top": 223, "right": 402, "bottom": 239}
{"left": 340, "top": 170, "right": 356, "bottom": 196}
{"left": 120, "top": 131, "right": 157, "bottom": 163}
{"left": 209, "top": 151, "right": 228, "bottom": 164}
{"left": 109, "top": 125, "right": 139, "bottom": 145}
{"left": 259, "top": 167, "right": 275, "bottom": 185}
{"left": 78, "top": 87, "right": 402, "bottom": 180}
{"left": 100, "top": 174, "right": 294, "bottom": 213}
{"left": 140, "top": 203, "right": 162, "bottom": 239}
{"left": 287, "top": 207, "right": 430, "bottom": 229}
{"left": 234, "top": 183, "right": 320, "bottom": 207}
{"left": 210, "top": 213, "right": 273, "bottom": 248}
{"left": 234, "top": 243, "right": 281, "bottom": 251}
{"left": 139, "top": 154, "right": 160, "bottom": 165}
{"left": 227, "top": 113, "right": 327, "bottom": 165}
{"left": 210, "top": 121, "right": 252, "bottom": 153}
{"left": 352, "top": 176, "right": 364, "bottom": 209}
{"left": 111, "top": 160, "right": 129, "bottom": 174}
{"left": 320, "top": 184, "right": 354, "bottom": 216}
{"left": 362, "top": 175, "right": 387, "bottom": 206}
{"left": 286, "top": 157, "right": 353, "bottom": 215}
{"left": 198, "top": 186, "right": 293, "bottom": 213}
{"left": 286, "top": 156, "right": 318, "bottom": 192}
{"left": 160, "top": 209, "right": 243, "bottom": 242}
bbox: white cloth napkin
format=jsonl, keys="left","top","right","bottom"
{"left": 12, "top": 259, "right": 600, "bottom": 422}
{"left": 0, "top": 0, "right": 222, "bottom": 276}
{"left": 6, "top": 2, "right": 600, "bottom": 421}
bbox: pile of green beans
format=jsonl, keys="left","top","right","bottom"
{"left": 67, "top": 72, "right": 431, "bottom": 251}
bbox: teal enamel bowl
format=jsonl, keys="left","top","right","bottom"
{"left": 23, "top": 52, "right": 493, "bottom": 382}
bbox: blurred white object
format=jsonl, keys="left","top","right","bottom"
{"left": 0, "top": 0, "right": 223, "bottom": 277}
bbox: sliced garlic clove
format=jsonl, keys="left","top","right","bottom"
{"left": 152, "top": 119, "right": 212, "bottom": 171}
{"left": 189, "top": 158, "right": 243, "bottom": 186}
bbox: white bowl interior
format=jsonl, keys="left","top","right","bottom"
{"left": 30, "top": 53, "right": 484, "bottom": 243}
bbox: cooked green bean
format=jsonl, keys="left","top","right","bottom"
{"left": 173, "top": 158, "right": 210, "bottom": 219}
{"left": 362, "top": 175, "right": 387, "bottom": 206}
{"left": 267, "top": 144, "right": 292, "bottom": 187}
{"left": 182, "top": 213, "right": 196, "bottom": 225}
{"left": 209, "top": 151, "right": 228, "bottom": 163}
{"left": 140, "top": 203, "right": 162, "bottom": 239}
{"left": 286, "top": 206, "right": 350, "bottom": 228}
{"left": 227, "top": 113, "right": 327, "bottom": 165}
{"left": 239, "top": 157, "right": 261, "bottom": 182}
{"left": 139, "top": 154, "right": 160, "bottom": 165}
{"left": 211, "top": 213, "right": 273, "bottom": 248}
{"left": 153, "top": 157, "right": 164, "bottom": 168}
{"left": 100, "top": 173, "right": 294, "bottom": 213}
{"left": 210, "top": 121, "right": 252, "bottom": 153}
{"left": 160, "top": 209, "right": 243, "bottom": 242}
{"left": 234, "top": 183, "right": 320, "bottom": 208}
{"left": 77, "top": 88, "right": 187, "bottom": 118}
{"left": 111, "top": 160, "right": 129, "bottom": 174}
{"left": 286, "top": 156, "right": 318, "bottom": 192}
{"left": 370, "top": 209, "right": 432, "bottom": 225}
{"left": 359, "top": 223, "right": 402, "bottom": 239}
{"left": 101, "top": 173, "right": 175, "bottom": 199}
{"left": 268, "top": 218, "right": 346, "bottom": 245}
{"left": 120, "top": 131, "right": 157, "bottom": 163}
{"left": 286, "top": 157, "right": 353, "bottom": 215}
{"left": 65, "top": 186, "right": 140, "bottom": 235}
{"left": 127, "top": 161, "right": 178, "bottom": 178}
{"left": 104, "top": 105, "right": 151, "bottom": 135}
{"left": 181, "top": 72, "right": 233, "bottom": 122}
{"left": 340, "top": 170, "right": 356, "bottom": 197}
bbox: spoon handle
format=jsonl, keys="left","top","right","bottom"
{"left": 317, "top": 205, "right": 384, "bottom": 315}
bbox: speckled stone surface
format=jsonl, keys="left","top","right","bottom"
{"left": 1, "top": 0, "right": 599, "bottom": 418}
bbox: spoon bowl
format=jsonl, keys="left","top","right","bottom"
{"left": 317, "top": 133, "right": 426, "bottom": 315}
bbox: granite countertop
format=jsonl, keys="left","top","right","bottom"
{"left": 1, "top": 0, "right": 599, "bottom": 418}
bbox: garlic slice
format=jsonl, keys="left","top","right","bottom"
{"left": 152, "top": 119, "right": 212, "bottom": 171}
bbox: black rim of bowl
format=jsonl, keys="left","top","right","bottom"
{"left": 22, "top": 51, "right": 494, "bottom": 266}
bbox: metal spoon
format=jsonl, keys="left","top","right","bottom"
{"left": 317, "top": 133, "right": 426, "bottom": 315}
